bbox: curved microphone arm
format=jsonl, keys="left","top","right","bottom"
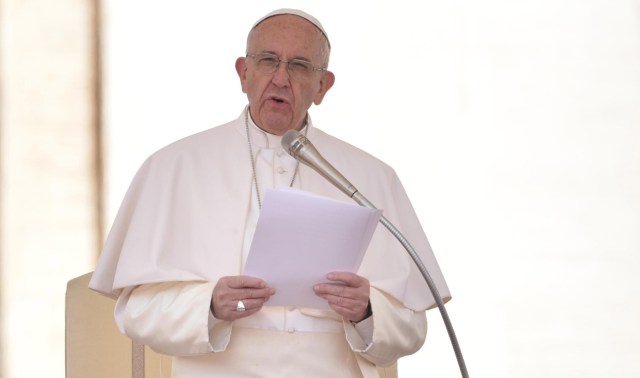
{"left": 282, "top": 130, "right": 469, "bottom": 378}
{"left": 352, "top": 193, "right": 469, "bottom": 378}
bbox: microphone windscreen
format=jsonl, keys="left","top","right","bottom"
{"left": 281, "top": 129, "right": 303, "bottom": 150}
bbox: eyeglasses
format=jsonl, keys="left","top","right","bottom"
{"left": 246, "top": 52, "right": 327, "bottom": 80}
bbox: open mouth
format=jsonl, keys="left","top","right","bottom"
{"left": 270, "top": 96, "right": 288, "bottom": 104}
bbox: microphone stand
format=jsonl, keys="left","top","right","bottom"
{"left": 351, "top": 193, "right": 469, "bottom": 378}
{"left": 282, "top": 130, "right": 469, "bottom": 377}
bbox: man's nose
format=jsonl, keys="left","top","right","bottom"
{"left": 271, "top": 62, "right": 291, "bottom": 86}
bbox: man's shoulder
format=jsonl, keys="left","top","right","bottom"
{"left": 150, "top": 118, "right": 241, "bottom": 159}
{"left": 312, "top": 128, "right": 393, "bottom": 172}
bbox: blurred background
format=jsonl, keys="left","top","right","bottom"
{"left": 1, "top": 0, "right": 639, "bottom": 377}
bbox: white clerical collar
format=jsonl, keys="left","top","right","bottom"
{"left": 246, "top": 113, "right": 309, "bottom": 150}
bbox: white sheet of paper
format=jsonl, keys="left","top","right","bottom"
{"left": 243, "top": 188, "right": 382, "bottom": 310}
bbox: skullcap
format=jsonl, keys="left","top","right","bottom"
{"left": 251, "top": 8, "right": 330, "bottom": 49}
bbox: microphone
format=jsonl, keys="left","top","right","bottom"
{"left": 281, "top": 130, "right": 375, "bottom": 208}
{"left": 282, "top": 129, "right": 469, "bottom": 378}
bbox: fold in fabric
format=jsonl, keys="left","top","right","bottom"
{"left": 90, "top": 110, "right": 451, "bottom": 311}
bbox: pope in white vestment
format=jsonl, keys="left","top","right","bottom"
{"left": 89, "top": 8, "right": 451, "bottom": 378}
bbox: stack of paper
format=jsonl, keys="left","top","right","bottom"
{"left": 243, "top": 188, "right": 382, "bottom": 310}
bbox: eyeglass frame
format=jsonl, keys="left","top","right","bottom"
{"left": 245, "top": 52, "right": 328, "bottom": 79}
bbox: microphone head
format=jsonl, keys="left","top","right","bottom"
{"left": 281, "top": 129, "right": 307, "bottom": 158}
{"left": 281, "top": 128, "right": 360, "bottom": 198}
{"left": 281, "top": 129, "right": 303, "bottom": 151}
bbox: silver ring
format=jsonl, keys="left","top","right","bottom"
{"left": 236, "top": 300, "right": 246, "bottom": 312}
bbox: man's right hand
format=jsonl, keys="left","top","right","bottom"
{"left": 210, "top": 276, "right": 275, "bottom": 320}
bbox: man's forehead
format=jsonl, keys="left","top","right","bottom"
{"left": 250, "top": 8, "right": 330, "bottom": 49}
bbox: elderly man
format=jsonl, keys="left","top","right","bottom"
{"left": 90, "top": 8, "right": 450, "bottom": 378}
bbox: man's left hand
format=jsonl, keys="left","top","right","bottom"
{"left": 313, "top": 272, "right": 370, "bottom": 322}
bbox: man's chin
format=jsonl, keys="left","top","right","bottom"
{"left": 258, "top": 113, "right": 294, "bottom": 135}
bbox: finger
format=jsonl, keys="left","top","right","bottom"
{"left": 241, "top": 286, "right": 276, "bottom": 300}
{"left": 310, "top": 283, "right": 368, "bottom": 322}
{"left": 230, "top": 297, "right": 271, "bottom": 319}
{"left": 215, "top": 298, "right": 262, "bottom": 321}
{"left": 224, "top": 275, "right": 269, "bottom": 289}
{"left": 326, "top": 272, "right": 368, "bottom": 288}
{"left": 314, "top": 281, "right": 369, "bottom": 319}
{"left": 216, "top": 276, "right": 274, "bottom": 302}
{"left": 323, "top": 293, "right": 357, "bottom": 308}
{"left": 318, "top": 289, "right": 366, "bottom": 308}
{"left": 235, "top": 296, "right": 271, "bottom": 312}
{"left": 313, "top": 282, "right": 348, "bottom": 297}
{"left": 314, "top": 282, "right": 367, "bottom": 302}
{"left": 322, "top": 296, "right": 369, "bottom": 322}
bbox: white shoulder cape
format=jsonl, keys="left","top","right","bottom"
{"left": 90, "top": 112, "right": 451, "bottom": 311}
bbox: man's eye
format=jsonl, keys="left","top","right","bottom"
{"left": 258, "top": 56, "right": 279, "bottom": 65}
{"left": 289, "top": 61, "right": 312, "bottom": 72}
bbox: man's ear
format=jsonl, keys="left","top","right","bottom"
{"left": 235, "top": 57, "right": 248, "bottom": 93}
{"left": 313, "top": 70, "right": 335, "bottom": 105}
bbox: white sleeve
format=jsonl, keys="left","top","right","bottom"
{"left": 115, "top": 281, "right": 233, "bottom": 356}
{"left": 343, "top": 287, "right": 428, "bottom": 367}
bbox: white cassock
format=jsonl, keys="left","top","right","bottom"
{"left": 90, "top": 108, "right": 451, "bottom": 377}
